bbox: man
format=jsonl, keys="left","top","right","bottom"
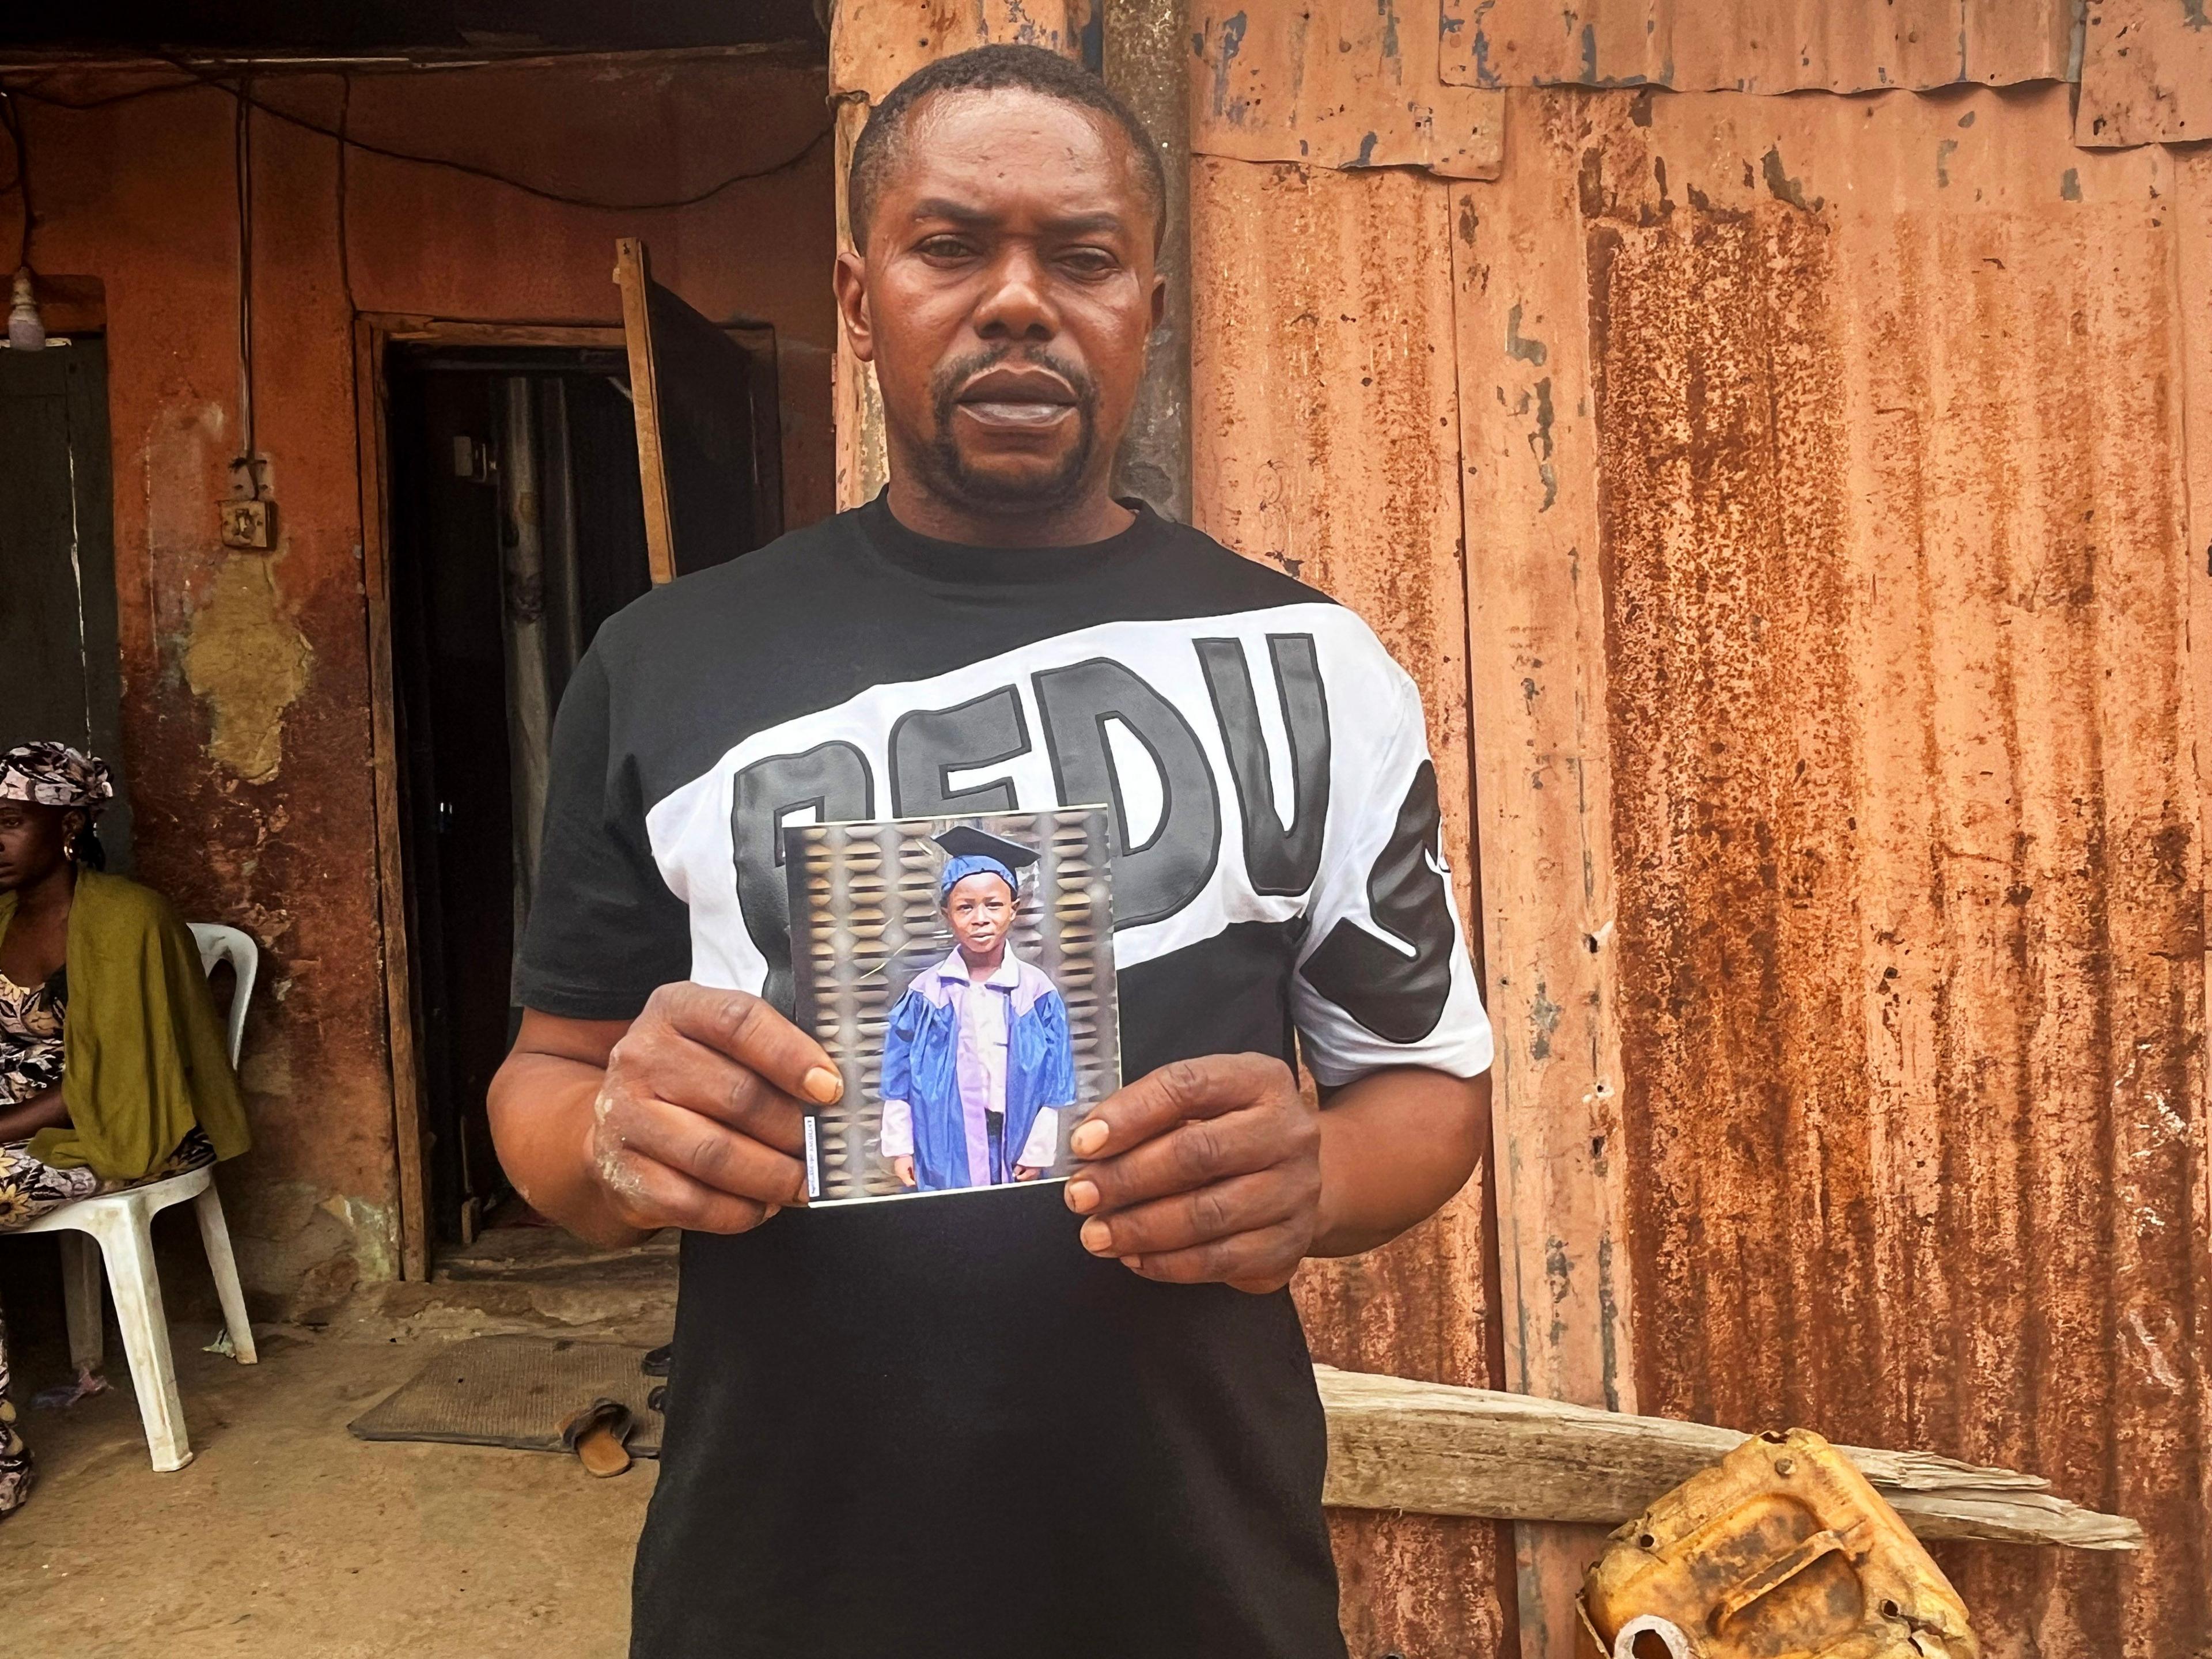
{"left": 879, "top": 827, "right": 1074, "bottom": 1192}
{"left": 488, "top": 42, "right": 1494, "bottom": 1659}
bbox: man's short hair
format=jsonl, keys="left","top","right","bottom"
{"left": 847, "top": 43, "right": 1167, "bottom": 254}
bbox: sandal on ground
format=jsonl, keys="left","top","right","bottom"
{"left": 558, "top": 1397, "right": 635, "bottom": 1478}
{"left": 0, "top": 1452, "right": 35, "bottom": 1520}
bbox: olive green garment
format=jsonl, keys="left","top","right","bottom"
{"left": 2, "top": 870, "right": 251, "bottom": 1181}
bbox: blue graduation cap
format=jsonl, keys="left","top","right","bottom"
{"left": 932, "top": 825, "right": 1039, "bottom": 903}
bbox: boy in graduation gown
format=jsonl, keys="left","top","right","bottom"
{"left": 878, "top": 827, "right": 1075, "bottom": 1191}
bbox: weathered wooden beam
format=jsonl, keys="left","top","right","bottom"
{"left": 1315, "top": 1366, "right": 2143, "bottom": 1552}
{"left": 1103, "top": 0, "right": 1191, "bottom": 522}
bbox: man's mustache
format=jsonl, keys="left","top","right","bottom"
{"left": 930, "top": 346, "right": 1096, "bottom": 416}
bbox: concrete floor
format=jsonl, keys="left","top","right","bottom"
{"left": 3, "top": 1229, "right": 676, "bottom": 1658}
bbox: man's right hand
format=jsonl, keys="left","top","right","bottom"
{"left": 582, "top": 982, "right": 844, "bottom": 1235}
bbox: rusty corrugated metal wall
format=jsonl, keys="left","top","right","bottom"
{"left": 831, "top": 5, "right": 2210, "bottom": 1657}
{"left": 2078, "top": 0, "right": 2211, "bottom": 146}
{"left": 1190, "top": 151, "right": 1515, "bottom": 1657}
{"left": 1436, "top": 0, "right": 2077, "bottom": 92}
{"left": 1541, "top": 83, "right": 2210, "bottom": 1658}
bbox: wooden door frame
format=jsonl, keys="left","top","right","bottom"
{"left": 355, "top": 313, "right": 627, "bottom": 1279}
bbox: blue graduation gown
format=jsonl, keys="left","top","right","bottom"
{"left": 880, "top": 954, "right": 1076, "bottom": 1191}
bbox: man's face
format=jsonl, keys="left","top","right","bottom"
{"left": 838, "top": 88, "right": 1163, "bottom": 514}
{"left": 943, "top": 873, "right": 1014, "bottom": 958}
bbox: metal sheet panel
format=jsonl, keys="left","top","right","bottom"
{"left": 1452, "top": 86, "right": 1643, "bottom": 1656}
{"left": 1438, "top": 0, "right": 2075, "bottom": 91}
{"left": 1189, "top": 2, "right": 1505, "bottom": 178}
{"left": 830, "top": 0, "right": 1094, "bottom": 99}
{"left": 2077, "top": 0, "right": 2212, "bottom": 146}
{"left": 1190, "top": 153, "right": 1513, "bottom": 1659}
{"left": 2164, "top": 120, "right": 2212, "bottom": 1656}
{"left": 1475, "top": 80, "right": 2210, "bottom": 1658}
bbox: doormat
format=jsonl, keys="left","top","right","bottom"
{"left": 349, "top": 1334, "right": 665, "bottom": 1458}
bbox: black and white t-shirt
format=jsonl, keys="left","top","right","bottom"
{"left": 521, "top": 495, "right": 1493, "bottom": 1659}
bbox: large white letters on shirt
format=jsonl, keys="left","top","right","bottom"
{"left": 642, "top": 602, "right": 1489, "bottom": 1074}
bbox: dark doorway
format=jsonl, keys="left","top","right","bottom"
{"left": 384, "top": 341, "right": 781, "bottom": 1244}
{"left": 0, "top": 338, "right": 134, "bottom": 866}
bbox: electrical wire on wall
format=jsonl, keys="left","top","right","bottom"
{"left": 0, "top": 88, "right": 29, "bottom": 268}
{"left": 0, "top": 86, "right": 43, "bottom": 349}
{"left": 0, "top": 53, "right": 834, "bottom": 360}
{"left": 0, "top": 59, "right": 832, "bottom": 343}
{"left": 0, "top": 58, "right": 834, "bottom": 214}
{"left": 0, "top": 52, "right": 836, "bottom": 517}
{"left": 335, "top": 73, "right": 355, "bottom": 316}
{"left": 234, "top": 76, "right": 258, "bottom": 486}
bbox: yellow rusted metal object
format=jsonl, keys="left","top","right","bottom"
{"left": 1577, "top": 1429, "right": 1979, "bottom": 1659}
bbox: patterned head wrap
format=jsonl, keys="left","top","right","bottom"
{"left": 0, "top": 743, "right": 114, "bottom": 813}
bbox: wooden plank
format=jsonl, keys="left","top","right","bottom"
{"left": 832, "top": 95, "right": 888, "bottom": 512}
{"left": 614, "top": 238, "right": 678, "bottom": 586}
{"left": 382, "top": 320, "right": 627, "bottom": 349}
{"left": 353, "top": 315, "right": 430, "bottom": 1282}
{"left": 1314, "top": 1366, "right": 2144, "bottom": 1551}
{"left": 1450, "top": 92, "right": 1637, "bottom": 1659}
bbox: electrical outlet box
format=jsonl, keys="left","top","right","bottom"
{"left": 220, "top": 497, "right": 275, "bottom": 550}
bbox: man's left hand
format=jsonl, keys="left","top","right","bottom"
{"left": 1062, "top": 1054, "right": 1321, "bottom": 1293}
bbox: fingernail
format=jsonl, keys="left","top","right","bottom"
{"left": 1070, "top": 1120, "right": 1108, "bottom": 1157}
{"left": 1080, "top": 1218, "right": 1113, "bottom": 1254}
{"left": 803, "top": 1066, "right": 843, "bottom": 1104}
{"left": 1066, "top": 1180, "right": 1099, "bottom": 1214}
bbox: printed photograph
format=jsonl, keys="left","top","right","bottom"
{"left": 785, "top": 808, "right": 1119, "bottom": 1203}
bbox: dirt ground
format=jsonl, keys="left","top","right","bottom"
{"left": 3, "top": 1229, "right": 676, "bottom": 1659}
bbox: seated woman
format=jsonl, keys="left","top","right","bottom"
{"left": 0, "top": 743, "right": 250, "bottom": 1520}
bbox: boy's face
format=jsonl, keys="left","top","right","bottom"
{"left": 944, "top": 872, "right": 1015, "bottom": 959}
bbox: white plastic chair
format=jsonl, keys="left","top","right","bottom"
{"left": 16, "top": 922, "right": 260, "bottom": 1471}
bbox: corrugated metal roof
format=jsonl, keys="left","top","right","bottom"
{"left": 1458, "top": 79, "right": 2207, "bottom": 1658}
{"left": 2077, "top": 0, "right": 2212, "bottom": 146}
{"left": 1439, "top": 0, "right": 2077, "bottom": 91}
{"left": 1188, "top": 1, "right": 1505, "bottom": 178}
{"left": 1188, "top": 151, "right": 1514, "bottom": 1657}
